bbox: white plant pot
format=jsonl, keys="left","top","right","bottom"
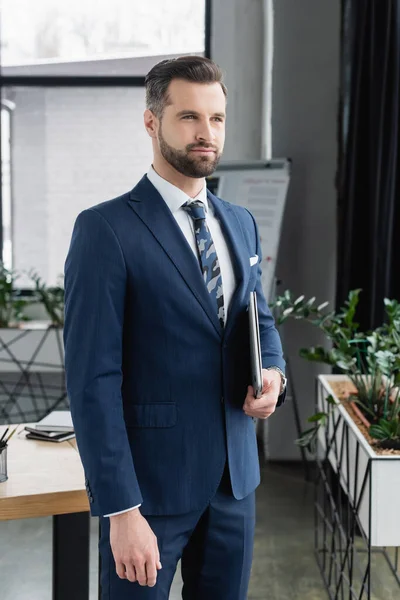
{"left": 318, "top": 374, "right": 400, "bottom": 547}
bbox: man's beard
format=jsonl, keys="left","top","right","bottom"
{"left": 158, "top": 125, "right": 221, "bottom": 178}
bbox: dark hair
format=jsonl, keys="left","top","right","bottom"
{"left": 145, "top": 55, "right": 227, "bottom": 118}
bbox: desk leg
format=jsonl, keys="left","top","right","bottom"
{"left": 53, "top": 512, "right": 90, "bottom": 600}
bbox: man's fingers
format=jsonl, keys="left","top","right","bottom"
{"left": 146, "top": 561, "right": 158, "bottom": 587}
{"left": 125, "top": 563, "right": 137, "bottom": 583}
{"left": 255, "top": 394, "right": 277, "bottom": 408}
{"left": 245, "top": 394, "right": 276, "bottom": 411}
{"left": 243, "top": 391, "right": 278, "bottom": 419}
{"left": 262, "top": 381, "right": 274, "bottom": 394}
{"left": 155, "top": 545, "right": 162, "bottom": 571}
{"left": 116, "top": 558, "right": 160, "bottom": 587}
{"left": 246, "top": 384, "right": 276, "bottom": 401}
{"left": 135, "top": 562, "right": 147, "bottom": 586}
{"left": 244, "top": 406, "right": 275, "bottom": 420}
{"left": 115, "top": 561, "right": 127, "bottom": 579}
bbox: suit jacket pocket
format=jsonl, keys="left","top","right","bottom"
{"left": 124, "top": 403, "right": 177, "bottom": 428}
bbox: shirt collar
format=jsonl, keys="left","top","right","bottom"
{"left": 147, "top": 165, "right": 208, "bottom": 214}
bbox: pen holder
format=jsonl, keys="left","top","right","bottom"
{"left": 0, "top": 443, "right": 8, "bottom": 483}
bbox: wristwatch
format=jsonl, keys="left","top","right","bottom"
{"left": 264, "top": 366, "right": 287, "bottom": 395}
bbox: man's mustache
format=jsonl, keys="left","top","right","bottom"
{"left": 186, "top": 143, "right": 219, "bottom": 152}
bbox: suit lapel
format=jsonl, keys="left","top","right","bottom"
{"left": 207, "top": 191, "right": 251, "bottom": 338}
{"left": 127, "top": 176, "right": 222, "bottom": 336}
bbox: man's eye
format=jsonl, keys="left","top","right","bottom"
{"left": 183, "top": 115, "right": 195, "bottom": 120}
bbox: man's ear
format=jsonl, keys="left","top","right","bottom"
{"left": 144, "top": 109, "right": 158, "bottom": 139}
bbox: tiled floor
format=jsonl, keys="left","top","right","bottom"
{"left": 1, "top": 462, "right": 398, "bottom": 599}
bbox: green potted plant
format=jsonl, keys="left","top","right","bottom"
{"left": 270, "top": 289, "right": 400, "bottom": 451}
{"left": 270, "top": 288, "right": 400, "bottom": 548}
{"left": 27, "top": 270, "right": 64, "bottom": 328}
{"left": 0, "top": 261, "right": 30, "bottom": 327}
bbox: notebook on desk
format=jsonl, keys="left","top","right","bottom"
{"left": 25, "top": 431, "right": 76, "bottom": 443}
{"left": 24, "top": 426, "right": 74, "bottom": 439}
{"left": 33, "top": 410, "right": 74, "bottom": 433}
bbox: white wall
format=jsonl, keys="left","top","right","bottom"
{"left": 12, "top": 89, "right": 48, "bottom": 283}
{"left": 7, "top": 86, "right": 152, "bottom": 286}
{"left": 212, "top": 0, "right": 340, "bottom": 460}
{"left": 211, "top": 0, "right": 264, "bottom": 160}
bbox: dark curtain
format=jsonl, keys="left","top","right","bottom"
{"left": 336, "top": 0, "right": 400, "bottom": 330}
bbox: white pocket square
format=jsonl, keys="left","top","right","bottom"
{"left": 249, "top": 255, "right": 259, "bottom": 266}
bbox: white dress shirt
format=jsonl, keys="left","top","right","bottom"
{"left": 104, "top": 166, "right": 236, "bottom": 517}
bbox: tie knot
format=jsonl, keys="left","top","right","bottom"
{"left": 182, "top": 200, "right": 206, "bottom": 221}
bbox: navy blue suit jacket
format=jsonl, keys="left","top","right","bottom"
{"left": 63, "top": 175, "right": 286, "bottom": 517}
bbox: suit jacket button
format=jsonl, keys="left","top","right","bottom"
{"left": 221, "top": 396, "right": 224, "bottom": 404}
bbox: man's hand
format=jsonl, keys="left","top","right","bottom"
{"left": 109, "top": 508, "right": 162, "bottom": 587}
{"left": 243, "top": 368, "right": 281, "bottom": 420}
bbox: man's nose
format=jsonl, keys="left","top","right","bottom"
{"left": 196, "top": 120, "right": 215, "bottom": 143}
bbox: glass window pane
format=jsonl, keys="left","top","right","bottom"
{"left": 2, "top": 86, "right": 152, "bottom": 287}
{"left": 1, "top": 0, "right": 206, "bottom": 75}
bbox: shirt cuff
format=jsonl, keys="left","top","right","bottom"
{"left": 104, "top": 504, "right": 141, "bottom": 517}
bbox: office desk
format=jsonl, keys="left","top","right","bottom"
{"left": 0, "top": 426, "right": 91, "bottom": 600}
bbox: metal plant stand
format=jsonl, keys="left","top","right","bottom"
{"left": 0, "top": 326, "right": 68, "bottom": 425}
{"left": 314, "top": 378, "right": 400, "bottom": 599}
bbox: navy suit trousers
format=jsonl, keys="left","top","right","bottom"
{"left": 99, "top": 464, "right": 256, "bottom": 600}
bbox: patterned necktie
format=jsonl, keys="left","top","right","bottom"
{"left": 183, "top": 200, "right": 225, "bottom": 328}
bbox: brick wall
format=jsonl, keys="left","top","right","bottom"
{"left": 9, "top": 86, "right": 152, "bottom": 286}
